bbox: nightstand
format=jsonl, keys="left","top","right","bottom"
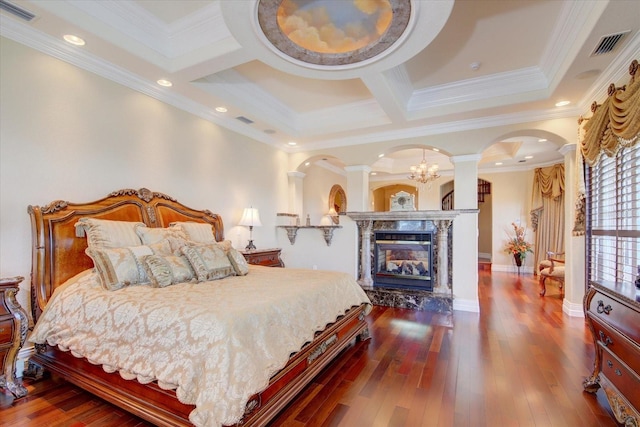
{"left": 0, "top": 276, "right": 28, "bottom": 398}
{"left": 240, "top": 248, "right": 284, "bottom": 268}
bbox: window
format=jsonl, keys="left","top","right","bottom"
{"left": 586, "top": 143, "right": 640, "bottom": 285}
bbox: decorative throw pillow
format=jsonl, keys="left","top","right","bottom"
{"left": 217, "top": 240, "right": 250, "bottom": 276}
{"left": 77, "top": 218, "right": 145, "bottom": 248}
{"left": 170, "top": 222, "right": 216, "bottom": 244}
{"left": 135, "top": 225, "right": 189, "bottom": 254}
{"left": 85, "top": 240, "right": 170, "bottom": 291}
{"left": 142, "top": 254, "right": 196, "bottom": 288}
{"left": 181, "top": 243, "right": 235, "bottom": 282}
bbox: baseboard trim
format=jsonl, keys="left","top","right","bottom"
{"left": 453, "top": 298, "right": 480, "bottom": 313}
{"left": 15, "top": 345, "right": 35, "bottom": 378}
{"left": 562, "top": 299, "right": 585, "bottom": 318}
{"left": 491, "top": 264, "right": 534, "bottom": 274}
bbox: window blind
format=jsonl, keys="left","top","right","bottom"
{"left": 587, "top": 143, "right": 640, "bottom": 285}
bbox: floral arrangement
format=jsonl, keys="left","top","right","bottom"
{"left": 504, "top": 222, "right": 533, "bottom": 259}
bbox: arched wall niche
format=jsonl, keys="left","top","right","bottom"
{"left": 328, "top": 184, "right": 347, "bottom": 214}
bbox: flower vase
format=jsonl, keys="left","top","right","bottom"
{"left": 514, "top": 253, "right": 522, "bottom": 267}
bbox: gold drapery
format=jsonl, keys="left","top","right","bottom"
{"left": 581, "top": 60, "right": 640, "bottom": 165}
{"left": 575, "top": 59, "right": 640, "bottom": 235}
{"left": 531, "top": 164, "right": 565, "bottom": 273}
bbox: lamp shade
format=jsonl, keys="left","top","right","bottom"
{"left": 239, "top": 207, "right": 262, "bottom": 227}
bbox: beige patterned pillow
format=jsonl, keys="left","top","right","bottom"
{"left": 77, "top": 218, "right": 145, "bottom": 248}
{"left": 170, "top": 222, "right": 216, "bottom": 244}
{"left": 181, "top": 243, "right": 235, "bottom": 281}
{"left": 135, "top": 225, "right": 189, "bottom": 254}
{"left": 142, "top": 254, "right": 196, "bottom": 287}
{"left": 217, "top": 240, "right": 250, "bottom": 276}
{"left": 85, "top": 241, "right": 170, "bottom": 290}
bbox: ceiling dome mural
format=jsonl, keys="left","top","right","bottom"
{"left": 257, "top": 0, "right": 411, "bottom": 67}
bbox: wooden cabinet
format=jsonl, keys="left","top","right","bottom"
{"left": 0, "top": 276, "right": 29, "bottom": 398}
{"left": 583, "top": 281, "right": 640, "bottom": 425}
{"left": 240, "top": 248, "right": 284, "bottom": 268}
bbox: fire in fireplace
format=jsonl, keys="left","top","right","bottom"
{"left": 374, "top": 231, "right": 433, "bottom": 291}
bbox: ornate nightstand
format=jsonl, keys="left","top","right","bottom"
{"left": 240, "top": 248, "right": 284, "bottom": 268}
{"left": 0, "top": 276, "right": 29, "bottom": 398}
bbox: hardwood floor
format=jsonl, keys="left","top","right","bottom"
{"left": 0, "top": 271, "right": 618, "bottom": 426}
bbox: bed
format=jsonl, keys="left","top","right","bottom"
{"left": 26, "top": 188, "right": 371, "bottom": 427}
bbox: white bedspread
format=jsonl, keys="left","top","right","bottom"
{"left": 30, "top": 266, "right": 372, "bottom": 427}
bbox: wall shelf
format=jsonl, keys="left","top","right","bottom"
{"left": 277, "top": 225, "right": 342, "bottom": 246}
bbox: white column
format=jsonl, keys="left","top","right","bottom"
{"left": 287, "top": 171, "right": 305, "bottom": 217}
{"left": 451, "top": 154, "right": 481, "bottom": 312}
{"left": 559, "top": 143, "right": 586, "bottom": 317}
{"left": 345, "top": 165, "right": 371, "bottom": 211}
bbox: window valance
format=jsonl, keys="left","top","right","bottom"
{"left": 580, "top": 59, "right": 640, "bottom": 165}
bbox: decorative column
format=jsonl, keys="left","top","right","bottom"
{"left": 559, "top": 143, "right": 586, "bottom": 317}
{"left": 287, "top": 171, "right": 305, "bottom": 217}
{"left": 345, "top": 165, "right": 371, "bottom": 211}
{"left": 450, "top": 154, "right": 481, "bottom": 312}
{"left": 355, "top": 219, "right": 373, "bottom": 287}
{"left": 434, "top": 219, "right": 453, "bottom": 293}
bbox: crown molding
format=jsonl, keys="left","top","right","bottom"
{"left": 408, "top": 66, "right": 548, "bottom": 112}
{"left": 301, "top": 105, "right": 581, "bottom": 151}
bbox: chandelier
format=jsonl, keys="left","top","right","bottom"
{"left": 408, "top": 149, "right": 440, "bottom": 185}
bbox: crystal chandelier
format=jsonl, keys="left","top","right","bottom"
{"left": 408, "top": 149, "right": 440, "bottom": 185}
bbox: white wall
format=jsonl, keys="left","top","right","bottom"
{"left": 277, "top": 164, "right": 357, "bottom": 275}
{"left": 0, "top": 38, "right": 290, "bottom": 313}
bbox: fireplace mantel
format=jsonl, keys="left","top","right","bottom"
{"left": 346, "top": 210, "right": 478, "bottom": 305}
{"left": 345, "top": 209, "right": 477, "bottom": 222}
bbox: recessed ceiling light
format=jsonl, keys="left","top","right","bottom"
{"left": 555, "top": 100, "right": 570, "bottom": 107}
{"left": 370, "top": 172, "right": 377, "bottom": 176}
{"left": 157, "top": 79, "right": 172, "bottom": 87}
{"left": 378, "top": 154, "right": 384, "bottom": 158}
{"left": 288, "top": 141, "right": 297, "bottom": 146}
{"left": 215, "top": 107, "right": 227, "bottom": 113}
{"left": 495, "top": 162, "right": 503, "bottom": 166}
{"left": 432, "top": 148, "right": 440, "bottom": 152}
{"left": 304, "top": 162, "right": 310, "bottom": 166}
{"left": 524, "top": 155, "right": 533, "bottom": 159}
{"left": 538, "top": 138, "right": 547, "bottom": 142}
{"left": 63, "top": 35, "right": 85, "bottom": 46}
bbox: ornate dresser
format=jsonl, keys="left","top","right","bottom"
{"left": 583, "top": 280, "right": 640, "bottom": 425}
{"left": 0, "top": 276, "right": 29, "bottom": 398}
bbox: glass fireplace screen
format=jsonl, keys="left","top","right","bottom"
{"left": 374, "top": 231, "right": 433, "bottom": 289}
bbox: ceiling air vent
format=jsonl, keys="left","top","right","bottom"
{"left": 235, "top": 116, "right": 254, "bottom": 124}
{"left": 590, "top": 31, "right": 630, "bottom": 56}
{"left": 0, "top": 0, "right": 36, "bottom": 21}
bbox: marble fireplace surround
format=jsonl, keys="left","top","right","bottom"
{"left": 346, "top": 210, "right": 477, "bottom": 312}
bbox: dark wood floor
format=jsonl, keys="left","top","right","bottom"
{"left": 1, "top": 271, "right": 618, "bottom": 426}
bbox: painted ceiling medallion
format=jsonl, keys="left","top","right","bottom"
{"left": 257, "top": 0, "right": 411, "bottom": 67}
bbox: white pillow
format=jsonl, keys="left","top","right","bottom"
{"left": 85, "top": 241, "right": 170, "bottom": 290}
{"left": 136, "top": 225, "right": 189, "bottom": 254}
{"left": 170, "top": 221, "right": 216, "bottom": 243}
{"left": 218, "top": 240, "right": 250, "bottom": 276}
{"left": 77, "top": 218, "right": 145, "bottom": 248}
{"left": 142, "top": 254, "right": 196, "bottom": 287}
{"left": 181, "top": 243, "right": 235, "bottom": 281}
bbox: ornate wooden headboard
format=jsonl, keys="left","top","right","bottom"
{"left": 28, "top": 188, "right": 224, "bottom": 321}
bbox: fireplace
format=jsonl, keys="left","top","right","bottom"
{"left": 374, "top": 231, "right": 433, "bottom": 291}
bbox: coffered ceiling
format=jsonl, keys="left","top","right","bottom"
{"left": 1, "top": 0, "right": 638, "bottom": 175}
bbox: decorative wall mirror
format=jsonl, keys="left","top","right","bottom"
{"left": 328, "top": 185, "right": 347, "bottom": 224}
